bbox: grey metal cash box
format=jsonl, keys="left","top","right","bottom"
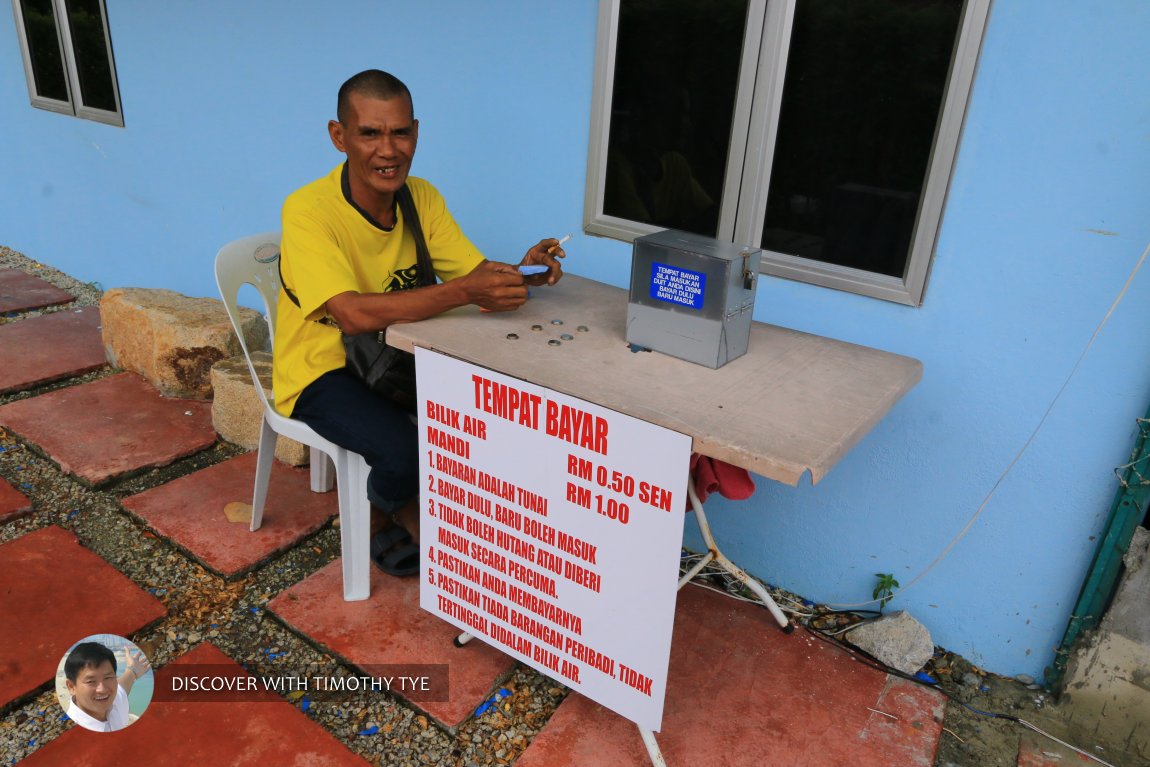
{"left": 626, "top": 229, "right": 762, "bottom": 369}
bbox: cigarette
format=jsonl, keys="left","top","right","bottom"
{"left": 547, "top": 234, "right": 572, "bottom": 254}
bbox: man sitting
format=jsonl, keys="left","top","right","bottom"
{"left": 273, "top": 69, "right": 564, "bottom": 576}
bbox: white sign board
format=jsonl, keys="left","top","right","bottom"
{"left": 416, "top": 347, "right": 690, "bottom": 731}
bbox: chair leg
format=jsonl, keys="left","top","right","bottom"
{"left": 310, "top": 448, "right": 334, "bottom": 492}
{"left": 250, "top": 417, "right": 277, "bottom": 532}
{"left": 335, "top": 451, "right": 372, "bottom": 601}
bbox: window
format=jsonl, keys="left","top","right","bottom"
{"left": 585, "top": 0, "right": 991, "bottom": 305}
{"left": 11, "top": 0, "right": 123, "bottom": 126}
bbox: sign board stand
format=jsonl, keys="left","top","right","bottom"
{"left": 416, "top": 347, "right": 792, "bottom": 765}
{"left": 417, "top": 348, "right": 691, "bottom": 732}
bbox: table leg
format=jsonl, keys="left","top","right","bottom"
{"left": 685, "top": 482, "right": 791, "bottom": 631}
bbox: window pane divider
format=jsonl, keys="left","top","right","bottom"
{"left": 900, "top": 0, "right": 992, "bottom": 305}
{"left": 583, "top": 0, "right": 622, "bottom": 238}
{"left": 729, "top": 0, "right": 794, "bottom": 247}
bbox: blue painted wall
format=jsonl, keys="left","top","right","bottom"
{"left": 2, "top": 1, "right": 1148, "bottom": 680}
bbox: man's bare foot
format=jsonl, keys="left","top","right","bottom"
{"left": 371, "top": 498, "right": 420, "bottom": 539}
{"left": 370, "top": 506, "right": 390, "bottom": 536}
{"left": 393, "top": 497, "right": 420, "bottom": 544}
{"left": 368, "top": 497, "right": 421, "bottom": 577}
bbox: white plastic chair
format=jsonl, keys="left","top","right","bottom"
{"left": 214, "top": 232, "right": 371, "bottom": 601}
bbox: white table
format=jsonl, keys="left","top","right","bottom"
{"left": 388, "top": 274, "right": 922, "bottom": 485}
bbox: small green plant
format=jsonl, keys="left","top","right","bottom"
{"left": 873, "top": 572, "right": 899, "bottom": 612}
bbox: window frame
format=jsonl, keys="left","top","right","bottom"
{"left": 10, "top": 0, "right": 124, "bottom": 127}
{"left": 584, "top": 0, "right": 992, "bottom": 306}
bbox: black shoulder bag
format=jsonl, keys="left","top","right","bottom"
{"left": 281, "top": 183, "right": 433, "bottom": 413}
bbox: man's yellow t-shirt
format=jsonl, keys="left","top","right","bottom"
{"left": 273, "top": 165, "right": 485, "bottom": 416}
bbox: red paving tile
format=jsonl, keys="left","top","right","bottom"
{"left": 269, "top": 560, "right": 516, "bottom": 726}
{"left": 0, "top": 305, "right": 106, "bottom": 394}
{"left": 122, "top": 452, "right": 337, "bottom": 576}
{"left": 0, "top": 268, "right": 74, "bottom": 313}
{"left": 517, "top": 584, "right": 945, "bottom": 767}
{"left": 0, "top": 372, "right": 215, "bottom": 486}
{"left": 0, "top": 526, "right": 166, "bottom": 708}
{"left": 20, "top": 643, "right": 370, "bottom": 766}
{"left": 0, "top": 476, "right": 33, "bottom": 523}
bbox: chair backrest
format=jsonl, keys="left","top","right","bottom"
{"left": 214, "top": 232, "right": 284, "bottom": 413}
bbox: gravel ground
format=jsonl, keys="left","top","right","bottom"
{"left": 0, "top": 246, "right": 1138, "bottom": 767}
{"left": 0, "top": 247, "right": 567, "bottom": 767}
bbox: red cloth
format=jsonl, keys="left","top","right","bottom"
{"left": 689, "top": 453, "right": 755, "bottom": 508}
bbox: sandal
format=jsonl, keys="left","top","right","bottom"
{"left": 369, "top": 527, "right": 419, "bottom": 577}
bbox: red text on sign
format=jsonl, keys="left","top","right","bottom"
{"left": 544, "top": 401, "right": 608, "bottom": 455}
{"left": 639, "top": 481, "right": 674, "bottom": 511}
{"left": 567, "top": 454, "right": 593, "bottom": 481}
{"left": 426, "top": 400, "right": 460, "bottom": 429}
{"left": 618, "top": 664, "right": 654, "bottom": 696}
{"left": 427, "top": 426, "right": 469, "bottom": 458}
{"left": 471, "top": 375, "right": 541, "bottom": 429}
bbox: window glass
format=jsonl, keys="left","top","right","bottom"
{"left": 602, "top": 0, "right": 748, "bottom": 236}
{"left": 64, "top": 0, "right": 116, "bottom": 111}
{"left": 587, "top": 0, "right": 988, "bottom": 304}
{"left": 14, "top": 0, "right": 121, "bottom": 123}
{"left": 18, "top": 0, "right": 69, "bottom": 102}
{"left": 761, "top": 0, "right": 963, "bottom": 278}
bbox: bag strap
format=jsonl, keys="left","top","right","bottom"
{"left": 280, "top": 182, "right": 435, "bottom": 317}
{"left": 396, "top": 183, "right": 435, "bottom": 288}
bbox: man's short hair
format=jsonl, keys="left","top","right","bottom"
{"left": 64, "top": 642, "right": 117, "bottom": 682}
{"left": 337, "top": 70, "right": 413, "bottom": 124}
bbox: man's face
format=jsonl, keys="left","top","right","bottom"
{"left": 66, "top": 660, "right": 117, "bottom": 720}
{"left": 329, "top": 92, "right": 419, "bottom": 210}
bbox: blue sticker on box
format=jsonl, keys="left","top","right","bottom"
{"left": 650, "top": 263, "right": 706, "bottom": 309}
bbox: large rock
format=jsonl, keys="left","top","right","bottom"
{"left": 100, "top": 288, "right": 267, "bottom": 399}
{"left": 211, "top": 353, "right": 307, "bottom": 466}
{"left": 845, "top": 610, "right": 934, "bottom": 676}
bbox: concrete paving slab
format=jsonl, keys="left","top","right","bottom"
{"left": 0, "top": 269, "right": 74, "bottom": 314}
{"left": 19, "top": 642, "right": 370, "bottom": 766}
{"left": 0, "top": 306, "right": 106, "bottom": 393}
{"left": 0, "top": 476, "right": 33, "bottom": 523}
{"left": 0, "top": 372, "right": 215, "bottom": 486}
{"left": 122, "top": 452, "right": 337, "bottom": 577}
{"left": 517, "top": 584, "right": 945, "bottom": 767}
{"left": 269, "top": 560, "right": 516, "bottom": 727}
{"left": 0, "top": 526, "right": 166, "bottom": 709}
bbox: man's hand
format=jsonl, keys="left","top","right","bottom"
{"left": 120, "top": 648, "right": 151, "bottom": 694}
{"left": 125, "top": 648, "right": 150, "bottom": 678}
{"left": 459, "top": 260, "right": 530, "bottom": 312}
{"left": 324, "top": 240, "right": 564, "bottom": 331}
{"left": 520, "top": 238, "right": 566, "bottom": 286}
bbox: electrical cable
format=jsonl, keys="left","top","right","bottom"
{"left": 829, "top": 237, "right": 1150, "bottom": 610}
{"left": 797, "top": 625, "right": 1119, "bottom": 767}
{"left": 678, "top": 561, "right": 1124, "bottom": 767}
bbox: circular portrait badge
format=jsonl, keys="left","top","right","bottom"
{"left": 55, "top": 634, "right": 153, "bottom": 732}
